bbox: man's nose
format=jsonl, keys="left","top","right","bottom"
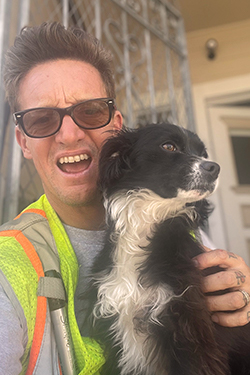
{"left": 55, "top": 115, "right": 86, "bottom": 144}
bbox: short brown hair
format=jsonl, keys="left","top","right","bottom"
{"left": 4, "top": 22, "right": 116, "bottom": 112}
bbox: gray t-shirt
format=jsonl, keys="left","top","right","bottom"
{"left": 63, "top": 224, "right": 106, "bottom": 334}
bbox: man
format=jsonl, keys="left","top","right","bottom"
{"left": 1, "top": 22, "right": 250, "bottom": 374}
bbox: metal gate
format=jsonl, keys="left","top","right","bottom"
{"left": 0, "top": 0, "right": 195, "bottom": 223}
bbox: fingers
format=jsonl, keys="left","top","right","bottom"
{"left": 194, "top": 248, "right": 250, "bottom": 294}
{"left": 193, "top": 248, "right": 245, "bottom": 270}
{"left": 202, "top": 269, "right": 247, "bottom": 293}
{"left": 206, "top": 290, "right": 248, "bottom": 312}
{"left": 206, "top": 289, "right": 250, "bottom": 327}
{"left": 193, "top": 247, "right": 250, "bottom": 327}
{"left": 211, "top": 306, "right": 250, "bottom": 327}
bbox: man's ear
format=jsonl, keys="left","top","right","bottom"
{"left": 15, "top": 127, "right": 33, "bottom": 159}
{"left": 112, "top": 110, "right": 123, "bottom": 131}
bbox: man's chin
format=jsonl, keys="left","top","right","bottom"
{"left": 59, "top": 188, "right": 102, "bottom": 208}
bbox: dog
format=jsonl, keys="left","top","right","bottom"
{"left": 85, "top": 123, "right": 250, "bottom": 375}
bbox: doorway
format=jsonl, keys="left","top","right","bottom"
{"left": 208, "top": 105, "right": 250, "bottom": 264}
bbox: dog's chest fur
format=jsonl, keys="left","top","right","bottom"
{"left": 91, "top": 189, "right": 229, "bottom": 375}
{"left": 95, "top": 189, "right": 197, "bottom": 375}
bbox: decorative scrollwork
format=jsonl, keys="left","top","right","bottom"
{"left": 103, "top": 17, "right": 146, "bottom": 96}
{"left": 126, "top": 0, "right": 141, "bottom": 13}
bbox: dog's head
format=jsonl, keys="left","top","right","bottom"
{"left": 99, "top": 123, "right": 220, "bottom": 204}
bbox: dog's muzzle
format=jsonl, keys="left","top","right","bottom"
{"left": 199, "top": 161, "right": 220, "bottom": 182}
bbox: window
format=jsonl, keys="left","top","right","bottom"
{"left": 230, "top": 129, "right": 250, "bottom": 185}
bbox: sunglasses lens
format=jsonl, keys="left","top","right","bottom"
{"left": 73, "top": 100, "right": 111, "bottom": 129}
{"left": 23, "top": 108, "right": 60, "bottom": 138}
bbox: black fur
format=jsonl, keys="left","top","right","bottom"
{"left": 84, "top": 123, "right": 250, "bottom": 375}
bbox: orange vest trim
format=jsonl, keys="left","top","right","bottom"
{"left": 0, "top": 229, "right": 47, "bottom": 375}
{"left": 58, "top": 358, "right": 63, "bottom": 375}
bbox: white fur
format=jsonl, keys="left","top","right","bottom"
{"left": 93, "top": 188, "right": 206, "bottom": 375}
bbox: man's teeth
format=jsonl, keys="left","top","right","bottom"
{"left": 59, "top": 154, "right": 89, "bottom": 164}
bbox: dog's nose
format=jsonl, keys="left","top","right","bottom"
{"left": 200, "top": 161, "right": 220, "bottom": 180}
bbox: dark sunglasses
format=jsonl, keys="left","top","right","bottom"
{"left": 13, "top": 97, "right": 116, "bottom": 138}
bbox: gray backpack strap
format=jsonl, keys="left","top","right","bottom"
{"left": 24, "top": 217, "right": 76, "bottom": 374}
{"left": 37, "top": 276, "right": 66, "bottom": 300}
{"left": 1, "top": 211, "right": 67, "bottom": 302}
{"left": 17, "top": 214, "right": 66, "bottom": 301}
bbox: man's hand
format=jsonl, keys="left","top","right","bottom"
{"left": 193, "top": 247, "right": 250, "bottom": 327}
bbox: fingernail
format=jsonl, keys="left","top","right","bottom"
{"left": 192, "top": 258, "right": 199, "bottom": 267}
{"left": 211, "top": 315, "right": 219, "bottom": 323}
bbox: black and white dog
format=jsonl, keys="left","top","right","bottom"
{"left": 87, "top": 123, "right": 250, "bottom": 375}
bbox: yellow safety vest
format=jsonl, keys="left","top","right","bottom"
{"left": 0, "top": 194, "right": 105, "bottom": 374}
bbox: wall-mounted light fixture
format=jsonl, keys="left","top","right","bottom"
{"left": 205, "top": 38, "right": 218, "bottom": 60}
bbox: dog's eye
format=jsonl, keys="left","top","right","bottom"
{"left": 162, "top": 143, "right": 177, "bottom": 152}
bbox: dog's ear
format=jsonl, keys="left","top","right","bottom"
{"left": 99, "top": 128, "right": 136, "bottom": 192}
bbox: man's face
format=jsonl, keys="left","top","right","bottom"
{"left": 16, "top": 59, "right": 123, "bottom": 214}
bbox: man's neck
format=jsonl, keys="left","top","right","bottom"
{"left": 46, "top": 194, "right": 106, "bottom": 230}
{"left": 60, "top": 205, "right": 106, "bottom": 230}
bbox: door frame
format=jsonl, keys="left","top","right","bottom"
{"left": 192, "top": 73, "right": 250, "bottom": 263}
